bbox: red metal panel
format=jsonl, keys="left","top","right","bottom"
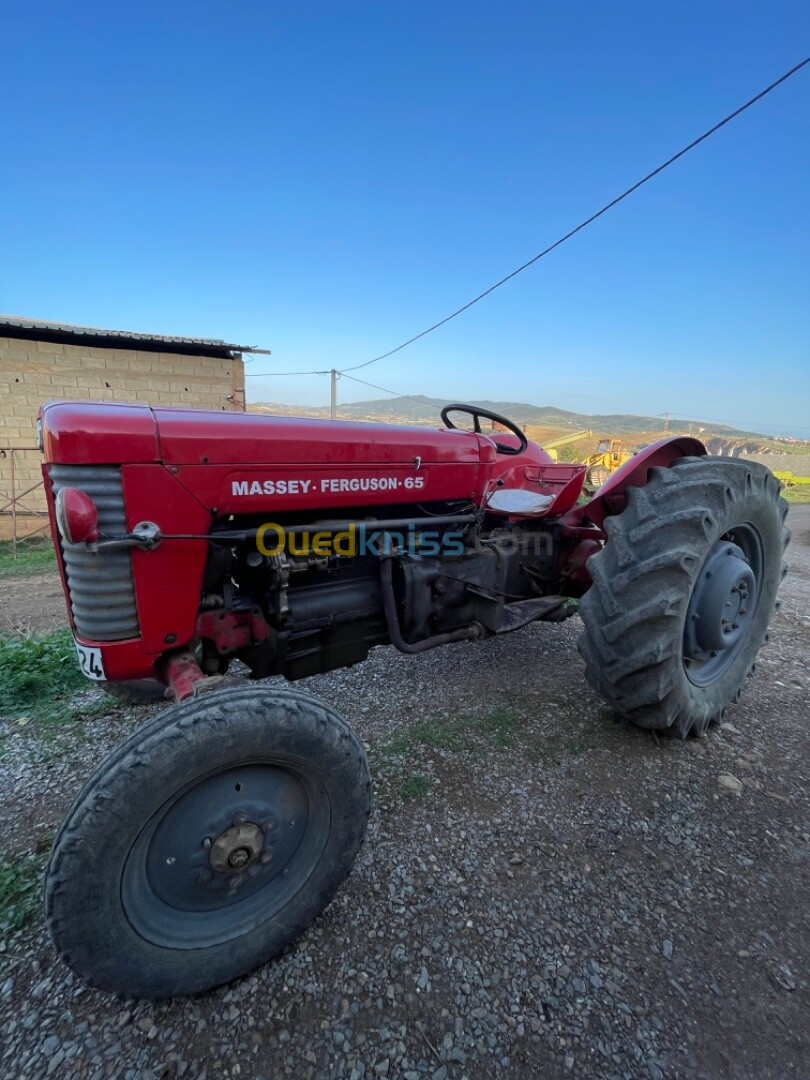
{"left": 122, "top": 465, "right": 212, "bottom": 655}
{"left": 152, "top": 408, "right": 483, "bottom": 466}
{"left": 169, "top": 462, "right": 483, "bottom": 514}
{"left": 40, "top": 402, "right": 160, "bottom": 465}
{"left": 73, "top": 639, "right": 163, "bottom": 682}
{"left": 566, "top": 437, "right": 707, "bottom": 528}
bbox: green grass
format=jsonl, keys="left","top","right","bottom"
{"left": 399, "top": 773, "right": 432, "bottom": 800}
{"left": 390, "top": 716, "right": 473, "bottom": 755}
{"left": 525, "top": 733, "right": 587, "bottom": 763}
{"left": 389, "top": 707, "right": 521, "bottom": 755}
{"left": 0, "top": 853, "right": 47, "bottom": 932}
{"left": 388, "top": 705, "right": 562, "bottom": 757}
{"left": 781, "top": 486, "right": 810, "bottom": 504}
{"left": 484, "top": 706, "right": 522, "bottom": 748}
{"left": 0, "top": 628, "right": 88, "bottom": 723}
{"left": 0, "top": 537, "right": 56, "bottom": 579}
{"left": 386, "top": 700, "right": 586, "bottom": 769}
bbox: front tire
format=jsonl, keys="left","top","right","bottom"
{"left": 578, "top": 458, "right": 789, "bottom": 737}
{"left": 45, "top": 687, "right": 371, "bottom": 997}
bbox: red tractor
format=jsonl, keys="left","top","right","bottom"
{"left": 38, "top": 400, "right": 788, "bottom": 998}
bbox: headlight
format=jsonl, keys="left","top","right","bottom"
{"left": 54, "top": 487, "right": 100, "bottom": 545}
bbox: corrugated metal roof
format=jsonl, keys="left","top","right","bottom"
{"left": 0, "top": 315, "right": 266, "bottom": 357}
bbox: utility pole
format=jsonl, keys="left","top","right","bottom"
{"left": 330, "top": 369, "right": 337, "bottom": 420}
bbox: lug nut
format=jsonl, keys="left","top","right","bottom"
{"left": 228, "top": 847, "right": 251, "bottom": 869}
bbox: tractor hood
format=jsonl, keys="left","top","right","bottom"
{"left": 152, "top": 406, "right": 484, "bottom": 466}
{"left": 41, "top": 401, "right": 161, "bottom": 465}
{"left": 40, "top": 401, "right": 489, "bottom": 467}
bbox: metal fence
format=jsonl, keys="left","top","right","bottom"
{"left": 0, "top": 447, "right": 49, "bottom": 555}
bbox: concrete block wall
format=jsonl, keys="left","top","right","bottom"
{"left": 0, "top": 334, "right": 246, "bottom": 532}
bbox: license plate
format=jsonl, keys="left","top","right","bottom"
{"left": 74, "top": 641, "right": 107, "bottom": 681}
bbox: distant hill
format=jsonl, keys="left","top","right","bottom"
{"left": 249, "top": 396, "right": 809, "bottom": 457}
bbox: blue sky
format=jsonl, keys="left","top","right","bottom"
{"left": 1, "top": 2, "right": 808, "bottom": 436}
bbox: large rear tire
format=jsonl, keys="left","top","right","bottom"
{"left": 578, "top": 458, "right": 789, "bottom": 737}
{"left": 45, "top": 686, "right": 370, "bottom": 997}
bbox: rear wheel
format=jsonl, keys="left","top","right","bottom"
{"left": 45, "top": 687, "right": 370, "bottom": 997}
{"left": 578, "top": 458, "right": 789, "bottom": 736}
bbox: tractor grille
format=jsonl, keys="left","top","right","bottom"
{"left": 48, "top": 465, "right": 140, "bottom": 641}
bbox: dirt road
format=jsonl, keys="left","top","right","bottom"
{"left": 1, "top": 509, "right": 808, "bottom": 1079}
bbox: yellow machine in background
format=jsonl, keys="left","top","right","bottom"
{"left": 543, "top": 429, "right": 592, "bottom": 462}
{"left": 584, "top": 439, "right": 634, "bottom": 489}
{"left": 538, "top": 429, "right": 635, "bottom": 486}
{"left": 773, "top": 470, "right": 810, "bottom": 489}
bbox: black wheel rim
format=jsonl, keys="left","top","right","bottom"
{"left": 121, "top": 761, "right": 330, "bottom": 949}
{"left": 683, "top": 522, "right": 764, "bottom": 687}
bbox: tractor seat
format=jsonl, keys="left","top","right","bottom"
{"left": 487, "top": 489, "right": 554, "bottom": 514}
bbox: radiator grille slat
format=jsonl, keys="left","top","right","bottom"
{"left": 48, "top": 465, "right": 139, "bottom": 642}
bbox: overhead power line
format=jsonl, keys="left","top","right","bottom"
{"left": 340, "top": 55, "right": 809, "bottom": 373}
{"left": 243, "top": 367, "right": 445, "bottom": 417}
{"left": 244, "top": 55, "right": 809, "bottom": 383}
{"left": 339, "top": 372, "right": 444, "bottom": 414}
{"left": 245, "top": 367, "right": 329, "bottom": 377}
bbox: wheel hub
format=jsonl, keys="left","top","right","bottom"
{"left": 683, "top": 531, "right": 762, "bottom": 687}
{"left": 124, "top": 762, "right": 315, "bottom": 948}
{"left": 209, "top": 822, "right": 265, "bottom": 874}
{"left": 685, "top": 542, "right": 756, "bottom": 659}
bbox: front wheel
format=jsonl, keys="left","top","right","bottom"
{"left": 578, "top": 457, "right": 789, "bottom": 737}
{"left": 45, "top": 687, "right": 371, "bottom": 997}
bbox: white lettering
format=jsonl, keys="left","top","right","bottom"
{"left": 232, "top": 474, "right": 418, "bottom": 497}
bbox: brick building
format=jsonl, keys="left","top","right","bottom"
{"left": 0, "top": 316, "right": 259, "bottom": 541}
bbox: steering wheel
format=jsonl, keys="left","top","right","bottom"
{"left": 440, "top": 404, "right": 528, "bottom": 456}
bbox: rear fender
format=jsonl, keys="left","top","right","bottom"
{"left": 564, "top": 437, "right": 707, "bottom": 529}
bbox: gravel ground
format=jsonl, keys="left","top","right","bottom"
{"left": 1, "top": 508, "right": 808, "bottom": 1080}
{"left": 0, "top": 572, "right": 66, "bottom": 635}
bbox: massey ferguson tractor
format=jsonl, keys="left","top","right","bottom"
{"left": 38, "top": 400, "right": 788, "bottom": 998}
